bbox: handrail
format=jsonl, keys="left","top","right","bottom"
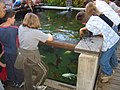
{"left": 40, "top": 39, "right": 77, "bottom": 51}
{"left": 13, "top": 4, "right": 85, "bottom": 12}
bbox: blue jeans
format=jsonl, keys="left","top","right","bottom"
{"left": 99, "top": 41, "right": 119, "bottom": 76}
{"left": 112, "top": 25, "right": 118, "bottom": 33}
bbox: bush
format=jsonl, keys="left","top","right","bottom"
{"left": 46, "top": 0, "right": 84, "bottom": 7}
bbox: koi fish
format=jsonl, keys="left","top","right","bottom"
{"left": 62, "top": 73, "right": 76, "bottom": 79}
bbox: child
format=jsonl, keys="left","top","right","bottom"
{"left": 14, "top": 13, "right": 53, "bottom": 90}
{"left": 75, "top": 11, "right": 90, "bottom": 25}
{"left": 0, "top": 9, "right": 24, "bottom": 87}
{"left": 77, "top": 2, "right": 120, "bottom": 83}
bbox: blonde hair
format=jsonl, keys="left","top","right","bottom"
{"left": 0, "top": 2, "right": 6, "bottom": 18}
{"left": 85, "top": 2, "right": 100, "bottom": 16}
{"left": 22, "top": 13, "right": 41, "bottom": 29}
{"left": 104, "top": 0, "right": 109, "bottom": 4}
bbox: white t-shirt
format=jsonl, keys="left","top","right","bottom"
{"left": 86, "top": 16, "right": 120, "bottom": 51}
{"left": 95, "top": 0, "right": 120, "bottom": 25}
{"left": 18, "top": 25, "right": 49, "bottom": 50}
{"left": 109, "top": 1, "right": 120, "bottom": 16}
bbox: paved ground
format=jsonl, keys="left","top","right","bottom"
{"left": 4, "top": 84, "right": 56, "bottom": 90}
{"left": 4, "top": 80, "right": 59, "bottom": 90}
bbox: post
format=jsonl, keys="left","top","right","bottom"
{"left": 74, "top": 37, "right": 103, "bottom": 90}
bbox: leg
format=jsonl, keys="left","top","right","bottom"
{"left": 3, "top": 53, "right": 17, "bottom": 83}
{"left": 110, "top": 41, "right": 119, "bottom": 69}
{"left": 24, "top": 61, "right": 33, "bottom": 90}
{"left": 99, "top": 43, "right": 118, "bottom": 75}
{"left": 110, "top": 51, "right": 118, "bottom": 69}
{"left": 14, "top": 68, "right": 24, "bottom": 86}
{"left": 33, "top": 60, "right": 49, "bottom": 86}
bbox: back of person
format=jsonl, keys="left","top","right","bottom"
{"left": 18, "top": 25, "right": 49, "bottom": 50}
{"left": 95, "top": 0, "right": 120, "bottom": 25}
{"left": 0, "top": 26, "right": 18, "bottom": 54}
{"left": 86, "top": 15, "right": 119, "bottom": 51}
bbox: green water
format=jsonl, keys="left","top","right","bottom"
{"left": 38, "top": 10, "right": 83, "bottom": 31}
{"left": 38, "top": 45, "right": 79, "bottom": 85}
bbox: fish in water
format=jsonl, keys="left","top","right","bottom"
{"left": 62, "top": 73, "right": 76, "bottom": 79}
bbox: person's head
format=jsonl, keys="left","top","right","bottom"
{"left": 2, "top": 9, "right": 16, "bottom": 25}
{"left": 75, "top": 11, "right": 89, "bottom": 24}
{"left": 83, "top": 0, "right": 93, "bottom": 6}
{"left": 85, "top": 2, "right": 100, "bottom": 16}
{"left": 22, "top": 13, "right": 41, "bottom": 29}
{"left": 104, "top": 0, "right": 109, "bottom": 4}
{"left": 0, "top": 2, "right": 6, "bottom": 18}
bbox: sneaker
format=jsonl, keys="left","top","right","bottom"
{"left": 101, "top": 78, "right": 109, "bottom": 83}
{"left": 12, "top": 82, "right": 17, "bottom": 87}
{"left": 101, "top": 70, "right": 115, "bottom": 79}
{"left": 100, "top": 74, "right": 111, "bottom": 83}
{"left": 33, "top": 85, "right": 47, "bottom": 90}
{"left": 17, "top": 82, "right": 24, "bottom": 88}
{"left": 101, "top": 70, "right": 115, "bottom": 83}
{"left": 101, "top": 74, "right": 112, "bottom": 79}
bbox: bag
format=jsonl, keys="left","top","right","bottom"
{"left": 0, "top": 67, "right": 7, "bottom": 81}
{"left": 99, "top": 14, "right": 119, "bottom": 34}
{"left": 99, "top": 14, "right": 113, "bottom": 28}
{"left": 0, "top": 42, "right": 7, "bottom": 81}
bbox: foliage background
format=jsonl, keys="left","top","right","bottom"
{"left": 44, "top": 0, "right": 84, "bottom": 7}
